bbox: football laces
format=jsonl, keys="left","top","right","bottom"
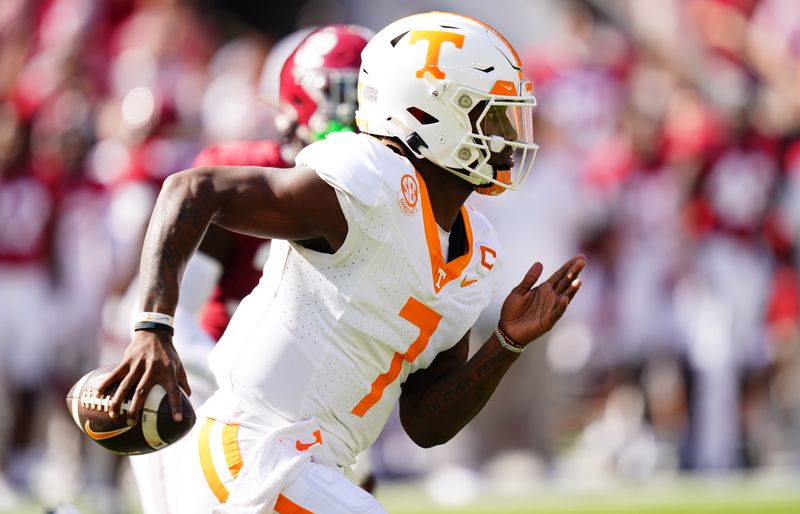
{"left": 80, "top": 389, "right": 131, "bottom": 416}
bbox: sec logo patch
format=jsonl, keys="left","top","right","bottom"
{"left": 398, "top": 174, "right": 419, "bottom": 215}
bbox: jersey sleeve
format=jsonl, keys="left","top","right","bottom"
{"left": 295, "top": 133, "right": 391, "bottom": 222}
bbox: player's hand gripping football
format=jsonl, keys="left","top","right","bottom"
{"left": 498, "top": 255, "right": 586, "bottom": 347}
{"left": 100, "top": 330, "right": 191, "bottom": 425}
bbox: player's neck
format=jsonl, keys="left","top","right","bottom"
{"left": 377, "top": 135, "right": 473, "bottom": 231}
{"left": 413, "top": 159, "right": 473, "bottom": 232}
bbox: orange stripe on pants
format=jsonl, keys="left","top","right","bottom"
{"left": 222, "top": 423, "right": 242, "bottom": 478}
{"left": 198, "top": 418, "right": 242, "bottom": 503}
{"left": 275, "top": 494, "right": 313, "bottom": 514}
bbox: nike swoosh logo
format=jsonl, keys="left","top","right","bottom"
{"left": 84, "top": 420, "right": 133, "bottom": 440}
{"left": 461, "top": 277, "right": 478, "bottom": 287}
{"left": 500, "top": 83, "right": 513, "bottom": 91}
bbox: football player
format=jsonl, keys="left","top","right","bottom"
{"left": 189, "top": 23, "right": 374, "bottom": 346}
{"left": 127, "top": 24, "right": 375, "bottom": 514}
{"left": 104, "top": 12, "right": 585, "bottom": 513}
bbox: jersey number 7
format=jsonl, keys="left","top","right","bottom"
{"left": 351, "top": 297, "right": 442, "bottom": 417}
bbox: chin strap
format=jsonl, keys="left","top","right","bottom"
{"left": 374, "top": 131, "right": 511, "bottom": 196}
{"left": 473, "top": 169, "right": 511, "bottom": 196}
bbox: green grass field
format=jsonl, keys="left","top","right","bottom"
{"left": 6, "top": 476, "right": 800, "bottom": 514}
{"left": 376, "top": 477, "right": 800, "bottom": 514}
{"left": 378, "top": 480, "right": 800, "bottom": 514}
{"left": 379, "top": 495, "right": 800, "bottom": 513}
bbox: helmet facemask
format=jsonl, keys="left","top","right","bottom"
{"left": 297, "top": 68, "right": 360, "bottom": 142}
{"left": 442, "top": 84, "right": 539, "bottom": 195}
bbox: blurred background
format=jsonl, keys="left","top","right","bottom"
{"left": 1, "top": 0, "right": 800, "bottom": 512}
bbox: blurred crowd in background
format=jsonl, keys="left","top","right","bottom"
{"left": 0, "top": 0, "right": 799, "bottom": 511}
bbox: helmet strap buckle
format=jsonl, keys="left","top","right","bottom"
{"left": 405, "top": 132, "right": 428, "bottom": 155}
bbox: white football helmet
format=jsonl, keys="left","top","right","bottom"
{"left": 356, "top": 12, "right": 538, "bottom": 195}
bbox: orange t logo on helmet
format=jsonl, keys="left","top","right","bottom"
{"left": 409, "top": 31, "right": 464, "bottom": 79}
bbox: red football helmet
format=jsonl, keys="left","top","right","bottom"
{"left": 278, "top": 25, "right": 374, "bottom": 144}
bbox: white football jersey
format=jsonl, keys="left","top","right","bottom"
{"left": 204, "top": 132, "right": 503, "bottom": 467}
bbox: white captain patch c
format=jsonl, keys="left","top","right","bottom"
{"left": 398, "top": 174, "right": 420, "bottom": 215}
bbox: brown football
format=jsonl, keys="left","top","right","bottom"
{"left": 66, "top": 367, "right": 196, "bottom": 455}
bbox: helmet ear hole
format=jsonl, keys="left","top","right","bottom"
{"left": 406, "top": 107, "right": 439, "bottom": 125}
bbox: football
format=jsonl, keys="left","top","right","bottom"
{"left": 66, "top": 367, "right": 196, "bottom": 455}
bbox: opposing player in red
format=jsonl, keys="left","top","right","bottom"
{"left": 127, "top": 25, "right": 374, "bottom": 514}
{"left": 189, "top": 24, "right": 374, "bottom": 346}
{"left": 106, "top": 12, "right": 585, "bottom": 513}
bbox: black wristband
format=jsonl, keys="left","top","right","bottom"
{"left": 134, "top": 321, "right": 175, "bottom": 337}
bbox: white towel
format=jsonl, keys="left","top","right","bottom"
{"left": 212, "top": 419, "right": 324, "bottom": 514}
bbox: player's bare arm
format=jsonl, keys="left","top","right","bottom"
{"left": 101, "top": 164, "right": 347, "bottom": 423}
{"left": 400, "top": 255, "right": 585, "bottom": 447}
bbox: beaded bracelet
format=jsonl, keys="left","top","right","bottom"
{"left": 494, "top": 323, "right": 526, "bottom": 354}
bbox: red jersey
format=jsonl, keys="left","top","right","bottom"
{"left": 192, "top": 140, "right": 290, "bottom": 340}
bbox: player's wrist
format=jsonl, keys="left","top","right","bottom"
{"left": 495, "top": 322, "right": 525, "bottom": 353}
{"left": 134, "top": 312, "right": 175, "bottom": 337}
